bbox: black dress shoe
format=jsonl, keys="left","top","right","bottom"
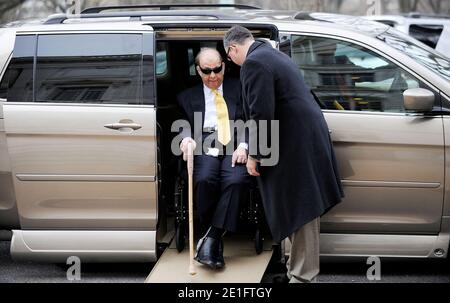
{"left": 194, "top": 236, "right": 221, "bottom": 269}
{"left": 215, "top": 238, "right": 225, "bottom": 269}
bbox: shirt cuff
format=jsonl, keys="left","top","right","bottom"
{"left": 248, "top": 155, "right": 261, "bottom": 162}
{"left": 238, "top": 143, "right": 249, "bottom": 150}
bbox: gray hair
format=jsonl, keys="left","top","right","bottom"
{"left": 223, "top": 25, "right": 254, "bottom": 49}
{"left": 195, "top": 47, "right": 222, "bottom": 66}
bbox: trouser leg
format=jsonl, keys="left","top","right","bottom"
{"left": 193, "top": 154, "right": 248, "bottom": 270}
{"left": 193, "top": 154, "right": 220, "bottom": 232}
{"left": 286, "top": 217, "right": 320, "bottom": 283}
{"left": 210, "top": 155, "right": 251, "bottom": 232}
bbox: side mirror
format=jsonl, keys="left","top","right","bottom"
{"left": 403, "top": 88, "right": 435, "bottom": 112}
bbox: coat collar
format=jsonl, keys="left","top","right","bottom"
{"left": 191, "top": 78, "right": 237, "bottom": 120}
{"left": 191, "top": 84, "right": 205, "bottom": 125}
{"left": 222, "top": 79, "right": 233, "bottom": 107}
{"left": 246, "top": 40, "right": 265, "bottom": 57}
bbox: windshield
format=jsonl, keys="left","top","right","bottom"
{"left": 379, "top": 28, "right": 450, "bottom": 82}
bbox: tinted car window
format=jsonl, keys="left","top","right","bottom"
{"left": 291, "top": 35, "right": 428, "bottom": 112}
{"left": 142, "top": 33, "right": 155, "bottom": 105}
{"left": 377, "top": 20, "right": 396, "bottom": 27}
{"left": 35, "top": 34, "right": 143, "bottom": 104}
{"left": 381, "top": 29, "right": 450, "bottom": 82}
{"left": 0, "top": 35, "right": 35, "bottom": 102}
{"left": 156, "top": 49, "right": 168, "bottom": 76}
{"left": 409, "top": 24, "right": 443, "bottom": 49}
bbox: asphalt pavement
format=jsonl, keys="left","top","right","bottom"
{"left": 1, "top": 240, "right": 450, "bottom": 283}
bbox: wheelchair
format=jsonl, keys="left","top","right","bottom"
{"left": 173, "top": 157, "right": 267, "bottom": 254}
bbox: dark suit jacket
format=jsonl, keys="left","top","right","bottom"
{"left": 240, "top": 40, "right": 344, "bottom": 242}
{"left": 176, "top": 77, "right": 246, "bottom": 147}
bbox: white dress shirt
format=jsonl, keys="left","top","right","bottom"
{"left": 202, "top": 84, "right": 247, "bottom": 150}
{"left": 203, "top": 84, "right": 220, "bottom": 129}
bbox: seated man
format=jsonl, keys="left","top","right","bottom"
{"left": 177, "top": 47, "right": 250, "bottom": 269}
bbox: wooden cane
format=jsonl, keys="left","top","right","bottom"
{"left": 187, "top": 142, "right": 196, "bottom": 275}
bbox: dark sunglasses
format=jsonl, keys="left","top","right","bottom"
{"left": 199, "top": 64, "right": 222, "bottom": 75}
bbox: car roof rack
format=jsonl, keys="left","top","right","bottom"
{"left": 43, "top": 4, "right": 262, "bottom": 24}
{"left": 44, "top": 12, "right": 239, "bottom": 24}
{"left": 82, "top": 4, "right": 261, "bottom": 14}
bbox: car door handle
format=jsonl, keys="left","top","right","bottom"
{"left": 104, "top": 122, "right": 142, "bottom": 131}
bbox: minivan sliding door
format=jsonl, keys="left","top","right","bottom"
{"left": 3, "top": 32, "right": 158, "bottom": 230}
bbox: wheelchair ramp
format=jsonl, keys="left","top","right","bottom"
{"left": 145, "top": 235, "right": 273, "bottom": 283}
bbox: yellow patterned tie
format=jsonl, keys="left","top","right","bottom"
{"left": 212, "top": 89, "right": 231, "bottom": 145}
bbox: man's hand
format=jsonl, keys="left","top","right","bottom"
{"left": 246, "top": 157, "right": 260, "bottom": 176}
{"left": 180, "top": 137, "right": 197, "bottom": 161}
{"left": 232, "top": 146, "right": 248, "bottom": 167}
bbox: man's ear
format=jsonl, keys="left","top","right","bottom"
{"left": 195, "top": 65, "right": 201, "bottom": 76}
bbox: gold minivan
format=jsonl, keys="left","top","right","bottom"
{"left": 1, "top": 4, "right": 450, "bottom": 263}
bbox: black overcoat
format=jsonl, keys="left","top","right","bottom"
{"left": 240, "top": 41, "right": 344, "bottom": 242}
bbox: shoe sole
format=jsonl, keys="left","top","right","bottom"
{"left": 194, "top": 256, "right": 218, "bottom": 269}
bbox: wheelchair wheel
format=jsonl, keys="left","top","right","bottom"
{"left": 255, "top": 228, "right": 264, "bottom": 255}
{"left": 175, "top": 222, "right": 186, "bottom": 252}
{"left": 174, "top": 175, "right": 187, "bottom": 252}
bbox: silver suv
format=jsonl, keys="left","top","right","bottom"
{"left": 1, "top": 5, "right": 450, "bottom": 263}
{"left": 364, "top": 14, "right": 450, "bottom": 56}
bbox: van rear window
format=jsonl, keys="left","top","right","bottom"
{"left": 1, "top": 33, "right": 156, "bottom": 105}
{"left": 0, "top": 35, "right": 35, "bottom": 102}
{"left": 35, "top": 34, "right": 143, "bottom": 104}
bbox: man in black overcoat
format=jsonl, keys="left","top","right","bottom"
{"left": 177, "top": 48, "right": 251, "bottom": 270}
{"left": 224, "top": 26, "right": 344, "bottom": 282}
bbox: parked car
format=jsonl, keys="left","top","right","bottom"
{"left": 0, "top": 5, "right": 450, "bottom": 263}
{"left": 364, "top": 14, "right": 450, "bottom": 56}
